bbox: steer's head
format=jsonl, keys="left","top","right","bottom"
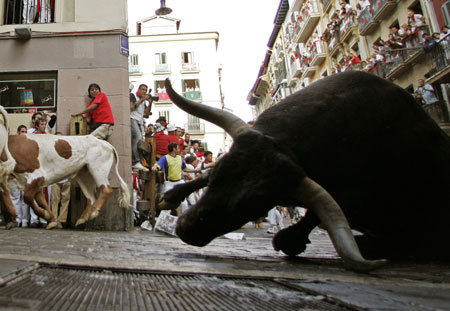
{"left": 176, "top": 129, "right": 304, "bottom": 246}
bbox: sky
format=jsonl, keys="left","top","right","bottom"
{"left": 127, "top": 0, "right": 281, "bottom": 122}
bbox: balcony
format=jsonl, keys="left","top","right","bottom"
{"left": 154, "top": 64, "right": 171, "bottom": 74}
{"left": 295, "top": 1, "right": 321, "bottom": 43}
{"left": 371, "top": 0, "right": 397, "bottom": 21}
{"left": 128, "top": 64, "right": 140, "bottom": 74}
{"left": 302, "top": 64, "right": 317, "bottom": 78}
{"left": 289, "top": 58, "right": 303, "bottom": 78}
{"left": 357, "top": 6, "right": 377, "bottom": 35}
{"left": 4, "top": 0, "right": 54, "bottom": 24}
{"left": 381, "top": 47, "right": 425, "bottom": 80}
{"left": 310, "top": 41, "right": 326, "bottom": 66}
{"left": 181, "top": 63, "right": 200, "bottom": 73}
{"left": 183, "top": 91, "right": 202, "bottom": 100}
{"left": 184, "top": 122, "right": 205, "bottom": 134}
{"left": 357, "top": 0, "right": 397, "bottom": 36}
{"left": 339, "top": 14, "right": 357, "bottom": 43}
{"left": 156, "top": 92, "right": 170, "bottom": 101}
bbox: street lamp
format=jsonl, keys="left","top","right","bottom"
{"left": 155, "top": 0, "right": 172, "bottom": 16}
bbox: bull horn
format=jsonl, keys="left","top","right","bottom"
{"left": 299, "top": 177, "right": 387, "bottom": 272}
{"left": 165, "top": 78, "right": 249, "bottom": 139}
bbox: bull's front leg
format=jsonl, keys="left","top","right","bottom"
{"left": 34, "top": 190, "right": 57, "bottom": 230}
{"left": 159, "top": 174, "right": 210, "bottom": 210}
{"left": 272, "top": 209, "right": 319, "bottom": 256}
{"left": 0, "top": 190, "right": 18, "bottom": 229}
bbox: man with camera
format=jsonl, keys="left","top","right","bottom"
{"left": 130, "top": 83, "right": 158, "bottom": 171}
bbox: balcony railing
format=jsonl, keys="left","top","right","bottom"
{"left": 4, "top": 0, "right": 54, "bottom": 24}
{"left": 289, "top": 57, "right": 302, "bottom": 78}
{"left": 181, "top": 63, "right": 200, "bottom": 72}
{"left": 310, "top": 41, "right": 326, "bottom": 66}
{"left": 128, "top": 64, "right": 140, "bottom": 74}
{"left": 183, "top": 91, "right": 201, "bottom": 100}
{"left": 357, "top": 0, "right": 397, "bottom": 35}
{"left": 184, "top": 122, "right": 205, "bottom": 134}
{"left": 154, "top": 63, "right": 171, "bottom": 73}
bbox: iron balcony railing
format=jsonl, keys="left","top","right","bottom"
{"left": 4, "top": 0, "right": 54, "bottom": 24}
{"left": 181, "top": 63, "right": 200, "bottom": 72}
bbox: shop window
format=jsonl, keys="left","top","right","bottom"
{"left": 0, "top": 72, "right": 56, "bottom": 112}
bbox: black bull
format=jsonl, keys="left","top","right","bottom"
{"left": 161, "top": 71, "right": 450, "bottom": 272}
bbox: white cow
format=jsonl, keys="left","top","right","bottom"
{"left": 0, "top": 108, "right": 131, "bottom": 229}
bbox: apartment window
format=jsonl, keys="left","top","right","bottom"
{"left": 4, "top": 0, "right": 54, "bottom": 25}
{"left": 155, "top": 52, "right": 167, "bottom": 65}
{"left": 130, "top": 54, "right": 139, "bottom": 66}
{"left": 182, "top": 52, "right": 193, "bottom": 64}
{"left": 0, "top": 72, "right": 56, "bottom": 111}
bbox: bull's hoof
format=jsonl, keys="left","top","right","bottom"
{"left": 46, "top": 222, "right": 58, "bottom": 230}
{"left": 5, "top": 221, "right": 18, "bottom": 230}
{"left": 89, "top": 210, "right": 99, "bottom": 220}
{"left": 75, "top": 218, "right": 87, "bottom": 229}
{"left": 43, "top": 210, "right": 55, "bottom": 222}
{"left": 272, "top": 226, "right": 310, "bottom": 256}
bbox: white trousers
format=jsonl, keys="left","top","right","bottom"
{"left": 164, "top": 180, "right": 189, "bottom": 215}
{"left": 8, "top": 181, "right": 29, "bottom": 225}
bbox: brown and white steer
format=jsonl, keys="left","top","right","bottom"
{"left": 0, "top": 115, "right": 130, "bottom": 229}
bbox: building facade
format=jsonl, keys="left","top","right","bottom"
{"left": 249, "top": 0, "right": 450, "bottom": 132}
{"left": 128, "top": 16, "right": 226, "bottom": 156}
{"left": 0, "top": 0, "right": 132, "bottom": 229}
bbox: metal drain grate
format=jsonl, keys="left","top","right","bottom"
{"left": 0, "top": 267, "right": 351, "bottom": 311}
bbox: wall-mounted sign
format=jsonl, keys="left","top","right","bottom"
{"left": 120, "top": 35, "right": 129, "bottom": 56}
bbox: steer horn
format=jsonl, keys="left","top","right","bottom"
{"left": 299, "top": 177, "right": 387, "bottom": 272}
{"left": 165, "top": 79, "right": 249, "bottom": 139}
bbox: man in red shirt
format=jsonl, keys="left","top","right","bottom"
{"left": 72, "top": 83, "right": 114, "bottom": 140}
{"left": 166, "top": 124, "right": 183, "bottom": 154}
{"left": 154, "top": 123, "right": 170, "bottom": 160}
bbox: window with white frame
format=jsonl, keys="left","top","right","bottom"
{"left": 130, "top": 54, "right": 139, "bottom": 66}
{"left": 155, "top": 52, "right": 167, "bottom": 65}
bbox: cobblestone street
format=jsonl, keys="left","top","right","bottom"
{"left": 0, "top": 224, "right": 449, "bottom": 310}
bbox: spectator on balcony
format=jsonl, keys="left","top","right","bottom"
{"left": 359, "top": 0, "right": 371, "bottom": 10}
{"left": 440, "top": 25, "right": 450, "bottom": 39}
{"left": 408, "top": 9, "right": 424, "bottom": 27}
{"left": 398, "top": 24, "right": 416, "bottom": 48}
{"left": 355, "top": 3, "right": 363, "bottom": 17}
{"left": 422, "top": 33, "right": 437, "bottom": 50}
{"left": 416, "top": 79, "right": 441, "bottom": 122}
{"left": 340, "top": 1, "right": 352, "bottom": 15}
{"left": 432, "top": 32, "right": 441, "bottom": 41}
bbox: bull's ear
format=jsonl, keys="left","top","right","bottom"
{"left": 298, "top": 177, "right": 387, "bottom": 272}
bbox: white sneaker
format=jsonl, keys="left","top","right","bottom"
{"left": 132, "top": 162, "right": 149, "bottom": 171}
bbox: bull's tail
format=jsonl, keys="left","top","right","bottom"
{"left": 0, "top": 106, "right": 16, "bottom": 193}
{"left": 111, "top": 144, "right": 132, "bottom": 209}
